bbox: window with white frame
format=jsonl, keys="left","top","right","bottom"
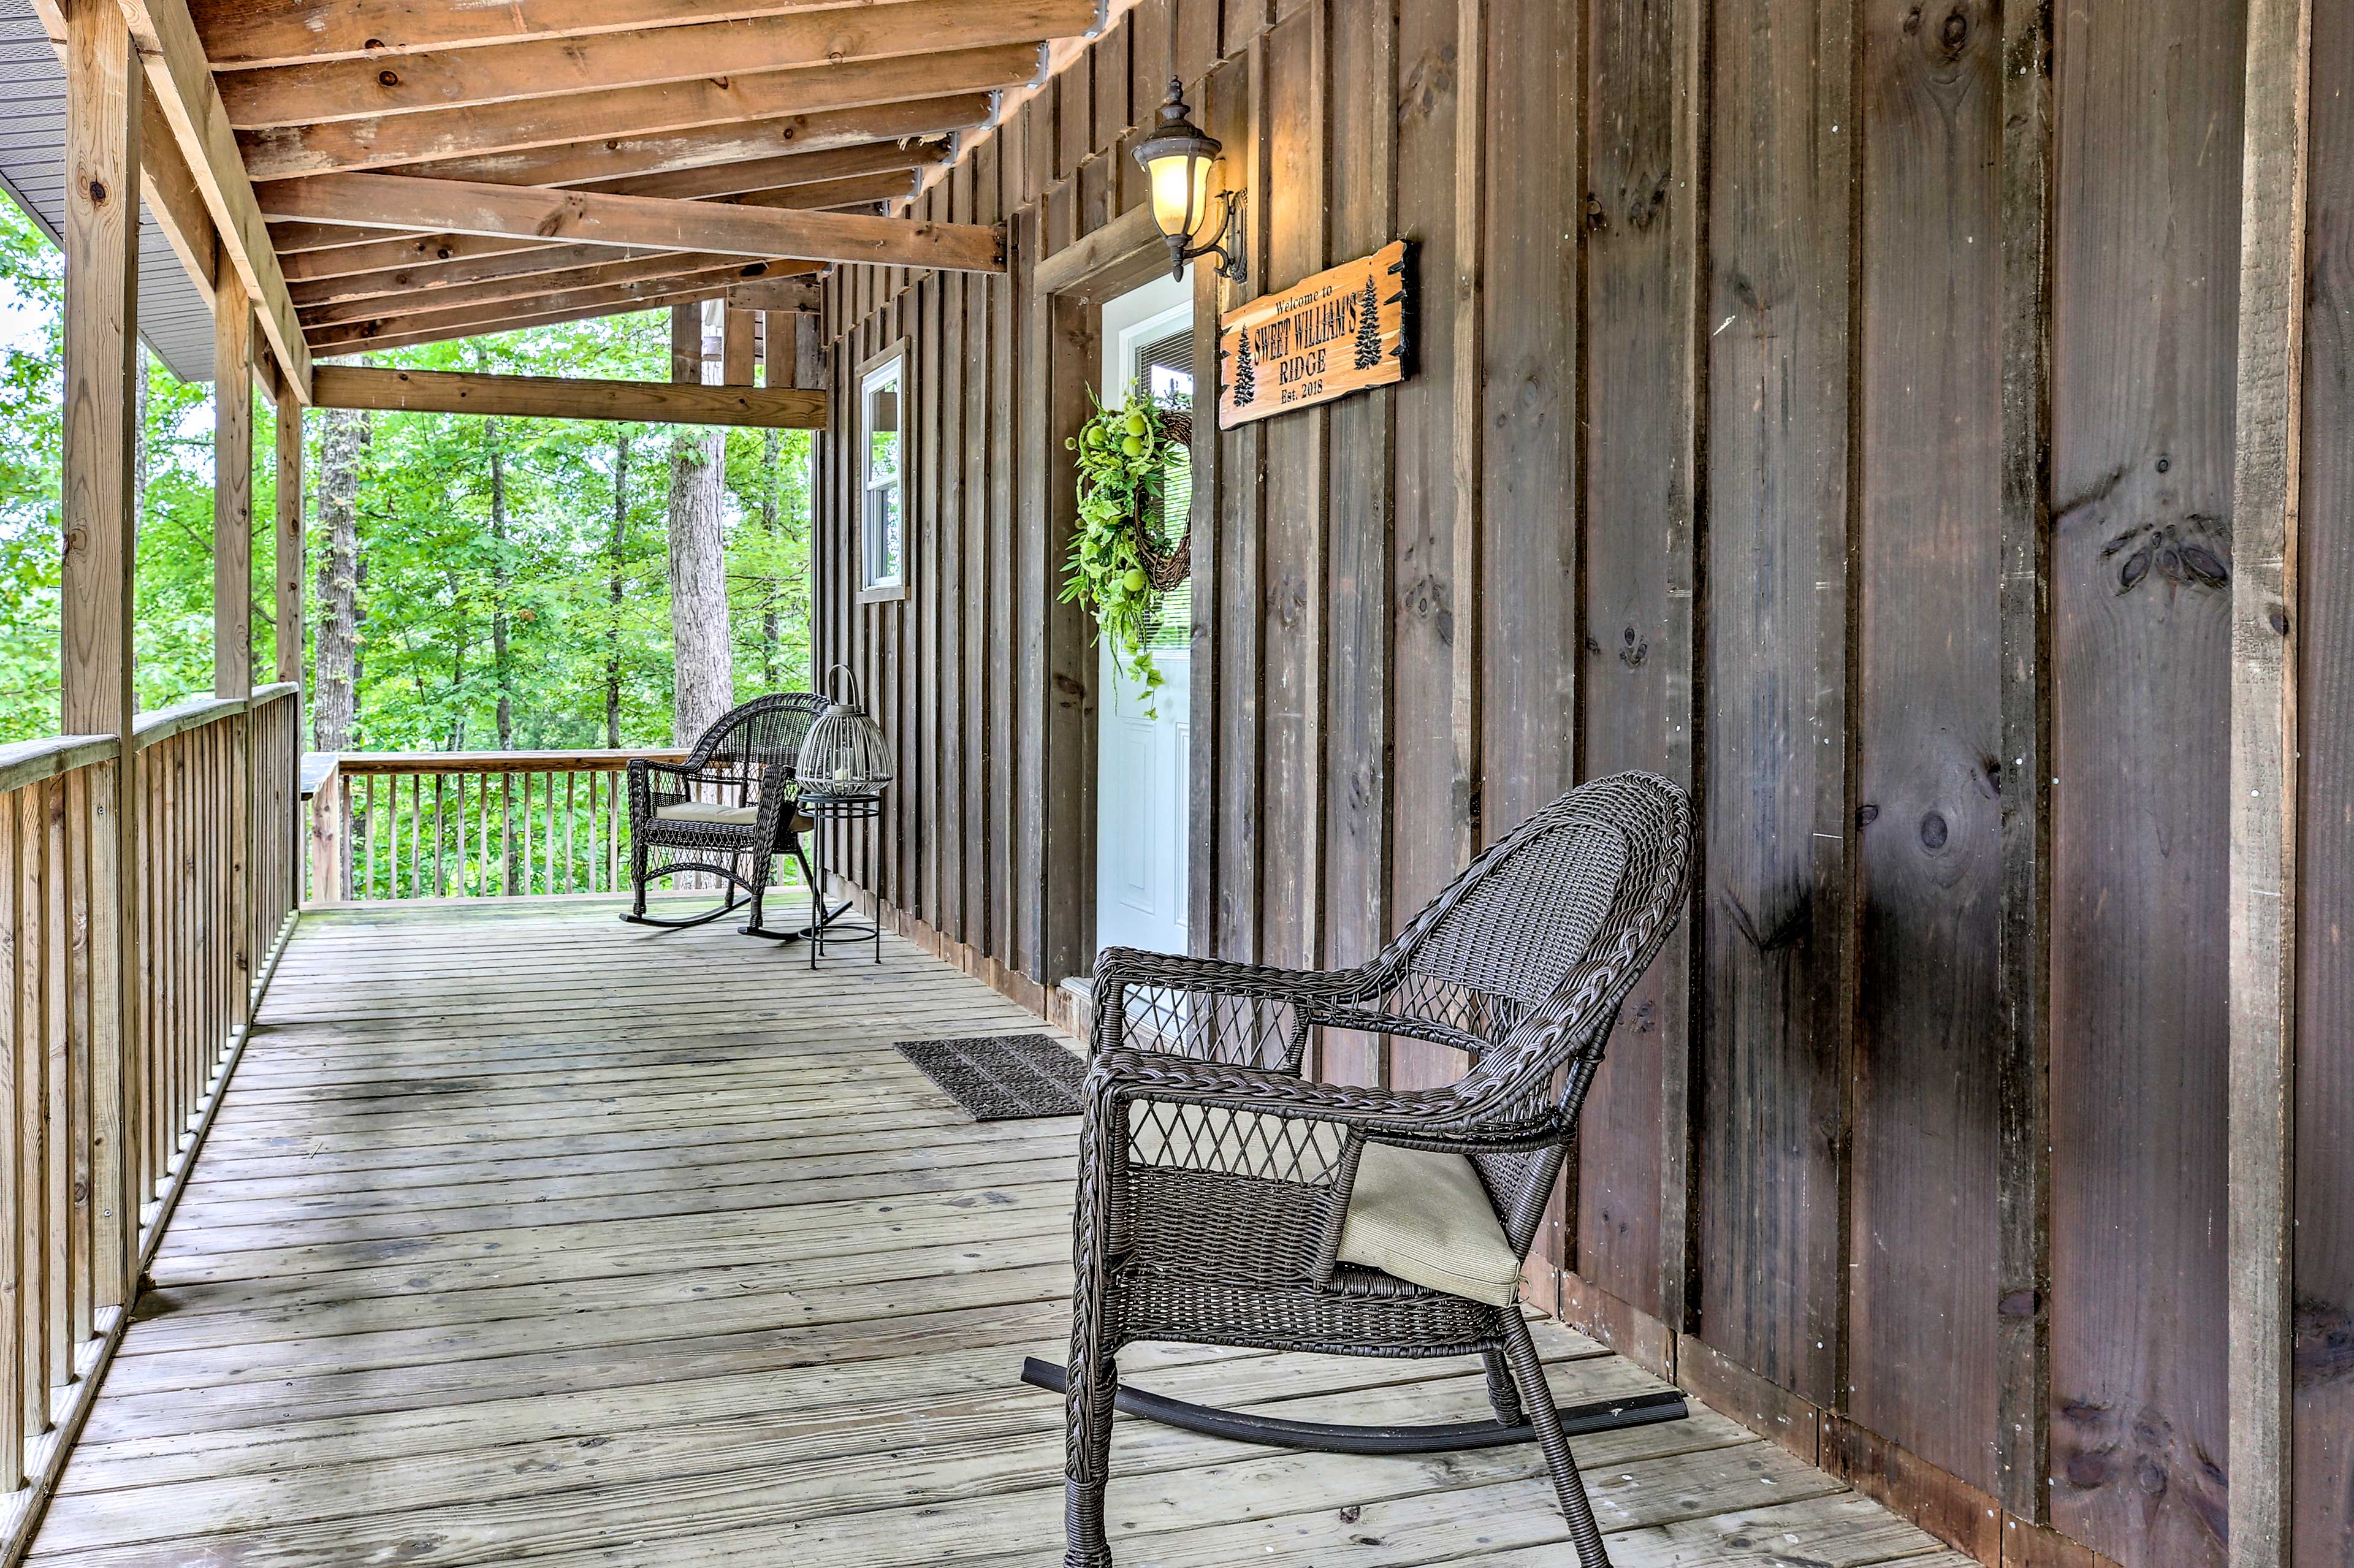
{"left": 860, "top": 354, "right": 904, "bottom": 592}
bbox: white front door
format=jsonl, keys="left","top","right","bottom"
{"left": 1094, "top": 270, "right": 1194, "bottom": 961}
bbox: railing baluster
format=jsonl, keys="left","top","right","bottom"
{"left": 359, "top": 772, "right": 374, "bottom": 902}
{"left": 16, "top": 782, "right": 47, "bottom": 1450}
{"left": 0, "top": 789, "right": 21, "bottom": 1487}
{"left": 159, "top": 740, "right": 180, "bottom": 1186}
{"left": 64, "top": 764, "right": 92, "bottom": 1349}
{"left": 44, "top": 776, "right": 70, "bottom": 1393}
{"left": 386, "top": 771, "right": 400, "bottom": 900}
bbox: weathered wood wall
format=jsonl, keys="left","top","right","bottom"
{"left": 810, "top": 2, "right": 2344, "bottom": 1564}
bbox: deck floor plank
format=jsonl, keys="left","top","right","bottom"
{"left": 28, "top": 899, "right": 1960, "bottom": 1566}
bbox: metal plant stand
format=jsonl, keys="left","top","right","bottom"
{"left": 798, "top": 792, "right": 884, "bottom": 967}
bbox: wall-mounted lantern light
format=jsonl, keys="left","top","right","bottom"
{"left": 1132, "top": 77, "right": 1246, "bottom": 286}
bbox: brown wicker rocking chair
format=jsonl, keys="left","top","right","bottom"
{"left": 621, "top": 692, "right": 826, "bottom": 938}
{"left": 1034, "top": 772, "right": 1693, "bottom": 1568}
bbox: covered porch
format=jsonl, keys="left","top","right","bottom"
{"left": 19, "top": 897, "right": 1967, "bottom": 1567}
{"left": 0, "top": 0, "right": 2334, "bottom": 1561}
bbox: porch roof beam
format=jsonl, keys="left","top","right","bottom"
{"left": 297, "top": 250, "right": 780, "bottom": 330}
{"left": 259, "top": 172, "right": 1007, "bottom": 274}
{"left": 215, "top": 0, "right": 1101, "bottom": 130}
{"left": 114, "top": 0, "right": 311, "bottom": 399}
{"left": 238, "top": 43, "right": 1045, "bottom": 180}
{"left": 267, "top": 134, "right": 954, "bottom": 263}
{"left": 725, "top": 277, "right": 824, "bottom": 314}
{"left": 288, "top": 168, "right": 912, "bottom": 319}
{"left": 191, "top": 0, "right": 941, "bottom": 68}
{"left": 289, "top": 243, "right": 821, "bottom": 311}
{"left": 303, "top": 261, "right": 764, "bottom": 352}
{"left": 310, "top": 365, "right": 828, "bottom": 430}
{"left": 373, "top": 93, "right": 994, "bottom": 194}
{"left": 311, "top": 285, "right": 733, "bottom": 357}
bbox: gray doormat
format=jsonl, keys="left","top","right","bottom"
{"left": 895, "top": 1034, "right": 1086, "bottom": 1121}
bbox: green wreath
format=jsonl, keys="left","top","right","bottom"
{"left": 1060, "top": 382, "right": 1189, "bottom": 713}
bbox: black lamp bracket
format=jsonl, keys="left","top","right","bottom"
{"left": 1166, "top": 188, "right": 1248, "bottom": 286}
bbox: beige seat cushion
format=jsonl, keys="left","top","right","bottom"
{"left": 654, "top": 802, "right": 760, "bottom": 826}
{"left": 653, "top": 802, "right": 816, "bottom": 833}
{"left": 1336, "top": 1141, "right": 1523, "bottom": 1306}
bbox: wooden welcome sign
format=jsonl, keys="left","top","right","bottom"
{"left": 1216, "top": 239, "right": 1412, "bottom": 428}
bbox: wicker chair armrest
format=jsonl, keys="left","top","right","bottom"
{"left": 624, "top": 756, "right": 678, "bottom": 827}
{"left": 1094, "top": 948, "right": 1370, "bottom": 1002}
{"left": 1301, "top": 1004, "right": 1493, "bottom": 1059}
{"left": 1091, "top": 949, "right": 1376, "bottom": 1069}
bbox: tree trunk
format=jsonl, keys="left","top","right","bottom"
{"left": 666, "top": 425, "right": 733, "bottom": 746}
{"left": 311, "top": 402, "right": 367, "bottom": 752}
{"left": 606, "top": 431, "right": 630, "bottom": 748}
{"left": 487, "top": 418, "right": 514, "bottom": 750}
{"left": 444, "top": 563, "right": 467, "bottom": 752}
{"left": 759, "top": 425, "right": 781, "bottom": 690}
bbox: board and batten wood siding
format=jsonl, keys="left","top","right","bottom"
{"left": 808, "top": 2, "right": 2343, "bottom": 1564}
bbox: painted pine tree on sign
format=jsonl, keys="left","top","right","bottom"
{"left": 1352, "top": 270, "right": 1384, "bottom": 370}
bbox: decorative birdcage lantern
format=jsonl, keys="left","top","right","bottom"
{"left": 795, "top": 664, "right": 895, "bottom": 797}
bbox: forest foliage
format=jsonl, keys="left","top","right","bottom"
{"left": 0, "top": 194, "right": 813, "bottom": 750}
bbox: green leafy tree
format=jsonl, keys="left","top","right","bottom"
{"left": 0, "top": 193, "right": 814, "bottom": 752}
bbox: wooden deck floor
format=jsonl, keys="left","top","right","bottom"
{"left": 28, "top": 896, "right": 1974, "bottom": 1567}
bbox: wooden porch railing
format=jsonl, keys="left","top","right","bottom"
{"left": 0, "top": 683, "right": 300, "bottom": 1530}
{"left": 308, "top": 748, "right": 783, "bottom": 902}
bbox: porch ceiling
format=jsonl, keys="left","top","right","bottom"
{"left": 0, "top": 4, "right": 214, "bottom": 381}
{"left": 181, "top": 0, "right": 1102, "bottom": 359}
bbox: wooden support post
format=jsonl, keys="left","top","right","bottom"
{"left": 721, "top": 304, "right": 756, "bottom": 386}
{"left": 57, "top": 0, "right": 141, "bottom": 1326}
{"left": 793, "top": 311, "right": 823, "bottom": 393}
{"left": 274, "top": 391, "right": 303, "bottom": 917}
{"left": 306, "top": 760, "right": 342, "bottom": 904}
{"left": 213, "top": 261, "right": 253, "bottom": 702}
{"left": 2228, "top": 1, "right": 2312, "bottom": 1563}
{"left": 213, "top": 259, "right": 254, "bottom": 1038}
{"left": 670, "top": 302, "right": 703, "bottom": 386}
{"left": 272, "top": 381, "right": 302, "bottom": 687}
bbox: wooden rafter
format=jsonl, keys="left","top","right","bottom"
{"left": 217, "top": 0, "right": 1100, "bottom": 130}
{"left": 294, "top": 203, "right": 856, "bottom": 337}
{"left": 239, "top": 42, "right": 1047, "bottom": 180}
{"left": 265, "top": 121, "right": 958, "bottom": 261}
{"left": 279, "top": 230, "right": 619, "bottom": 283}
{"left": 313, "top": 286, "right": 728, "bottom": 358}
{"left": 298, "top": 250, "right": 776, "bottom": 330}
{"left": 257, "top": 172, "right": 1006, "bottom": 273}
{"left": 725, "top": 276, "right": 824, "bottom": 314}
{"left": 592, "top": 136, "right": 954, "bottom": 204}
{"left": 268, "top": 218, "right": 420, "bottom": 255}
{"left": 374, "top": 93, "right": 994, "bottom": 192}
{"left": 310, "top": 365, "right": 828, "bottom": 428}
{"left": 112, "top": 0, "right": 313, "bottom": 397}
{"left": 134, "top": 82, "right": 219, "bottom": 297}
{"left": 192, "top": 0, "right": 909, "bottom": 68}
{"left": 305, "top": 263, "right": 758, "bottom": 352}
{"left": 291, "top": 243, "right": 821, "bottom": 312}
